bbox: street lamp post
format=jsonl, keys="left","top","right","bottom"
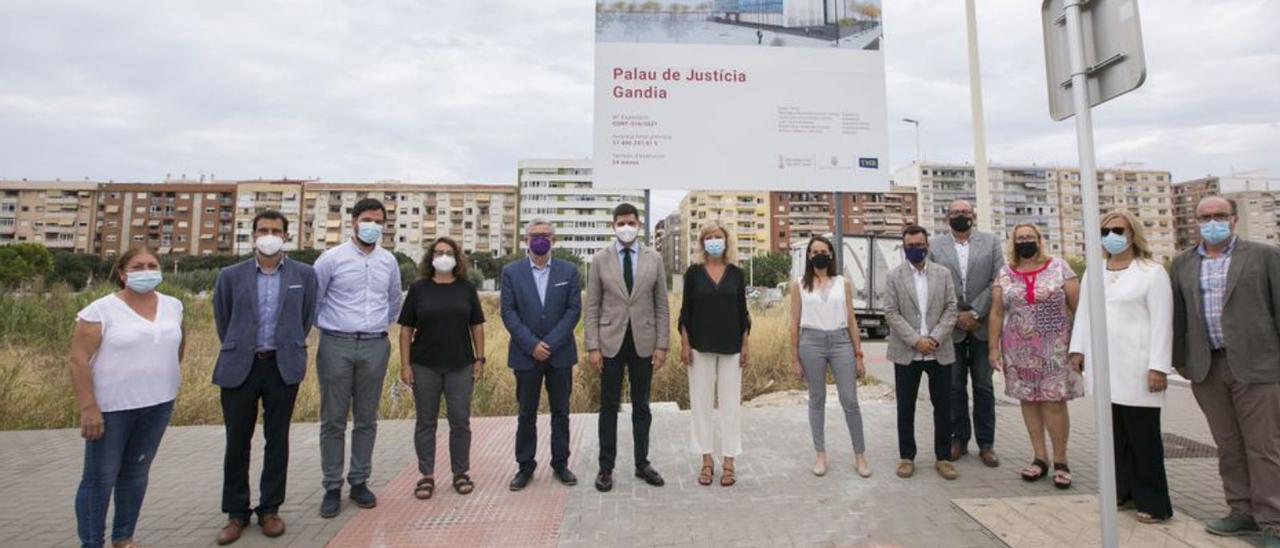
{"left": 903, "top": 118, "right": 921, "bottom": 165}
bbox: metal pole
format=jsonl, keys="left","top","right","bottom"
{"left": 965, "top": 0, "right": 993, "bottom": 233}
{"left": 903, "top": 118, "right": 921, "bottom": 165}
{"left": 832, "top": 191, "right": 844, "bottom": 273}
{"left": 1064, "top": 2, "right": 1118, "bottom": 547}
{"left": 644, "top": 189, "right": 652, "bottom": 245}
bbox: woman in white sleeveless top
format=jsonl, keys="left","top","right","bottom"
{"left": 790, "top": 235, "right": 870, "bottom": 478}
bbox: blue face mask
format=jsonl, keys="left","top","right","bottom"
{"left": 357, "top": 222, "right": 383, "bottom": 245}
{"left": 1200, "top": 220, "right": 1231, "bottom": 245}
{"left": 703, "top": 238, "right": 726, "bottom": 257}
{"left": 1101, "top": 232, "right": 1130, "bottom": 255}
{"left": 905, "top": 246, "right": 928, "bottom": 265}
{"left": 125, "top": 270, "right": 162, "bottom": 293}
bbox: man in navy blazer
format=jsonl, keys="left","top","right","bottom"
{"left": 501, "top": 218, "right": 582, "bottom": 490}
{"left": 211, "top": 210, "right": 318, "bottom": 545}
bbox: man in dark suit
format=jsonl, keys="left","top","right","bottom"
{"left": 211, "top": 210, "right": 318, "bottom": 545}
{"left": 1171, "top": 196, "right": 1280, "bottom": 545}
{"left": 502, "top": 218, "right": 582, "bottom": 491}
{"left": 929, "top": 199, "right": 1004, "bottom": 467}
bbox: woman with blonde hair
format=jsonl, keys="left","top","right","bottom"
{"left": 678, "top": 220, "right": 751, "bottom": 487}
{"left": 1069, "top": 211, "right": 1174, "bottom": 522}
{"left": 989, "top": 223, "right": 1081, "bottom": 489}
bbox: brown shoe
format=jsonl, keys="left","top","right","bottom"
{"left": 896, "top": 459, "right": 915, "bottom": 478}
{"left": 980, "top": 448, "right": 1000, "bottom": 467}
{"left": 936, "top": 461, "right": 959, "bottom": 480}
{"left": 950, "top": 440, "right": 967, "bottom": 461}
{"left": 259, "top": 513, "right": 286, "bottom": 538}
{"left": 111, "top": 540, "right": 138, "bottom": 548}
{"left": 216, "top": 519, "right": 248, "bottom": 546}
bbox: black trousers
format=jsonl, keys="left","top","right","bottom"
{"left": 515, "top": 361, "right": 573, "bottom": 473}
{"left": 220, "top": 356, "right": 299, "bottom": 521}
{"left": 598, "top": 328, "right": 653, "bottom": 472}
{"left": 895, "top": 360, "right": 953, "bottom": 461}
{"left": 1113, "top": 404, "right": 1173, "bottom": 519}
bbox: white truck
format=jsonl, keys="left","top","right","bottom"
{"left": 789, "top": 234, "right": 904, "bottom": 339}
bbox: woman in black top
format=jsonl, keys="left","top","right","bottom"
{"left": 397, "top": 237, "right": 486, "bottom": 500}
{"left": 678, "top": 220, "right": 751, "bottom": 487}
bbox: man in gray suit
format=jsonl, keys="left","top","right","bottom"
{"left": 885, "top": 225, "right": 959, "bottom": 481}
{"left": 930, "top": 199, "right": 1003, "bottom": 467}
{"left": 1171, "top": 196, "right": 1280, "bottom": 545}
{"left": 585, "top": 202, "right": 670, "bottom": 492}
{"left": 212, "top": 210, "right": 318, "bottom": 545}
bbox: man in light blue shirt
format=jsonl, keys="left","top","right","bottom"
{"left": 312, "top": 198, "right": 402, "bottom": 519}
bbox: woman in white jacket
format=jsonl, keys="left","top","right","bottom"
{"left": 1068, "top": 210, "right": 1173, "bottom": 523}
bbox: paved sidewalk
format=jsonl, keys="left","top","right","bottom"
{"left": 0, "top": 342, "right": 1258, "bottom": 547}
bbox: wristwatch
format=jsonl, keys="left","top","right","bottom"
{"left": 854, "top": 351, "right": 864, "bottom": 359}
{"left": 476, "top": 357, "right": 487, "bottom": 364}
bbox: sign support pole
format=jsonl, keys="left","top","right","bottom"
{"left": 833, "top": 192, "right": 844, "bottom": 272}
{"left": 965, "top": 0, "right": 993, "bottom": 232}
{"left": 1064, "top": 2, "right": 1119, "bottom": 546}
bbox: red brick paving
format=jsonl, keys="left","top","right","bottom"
{"left": 328, "top": 414, "right": 584, "bottom": 547}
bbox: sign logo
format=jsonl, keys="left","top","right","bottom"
{"left": 858, "top": 157, "right": 879, "bottom": 169}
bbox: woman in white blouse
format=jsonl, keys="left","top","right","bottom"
{"left": 1068, "top": 211, "right": 1173, "bottom": 523}
{"left": 69, "top": 247, "right": 185, "bottom": 548}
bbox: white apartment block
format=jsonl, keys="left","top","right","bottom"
{"left": 302, "top": 182, "right": 517, "bottom": 263}
{"left": 233, "top": 180, "right": 306, "bottom": 255}
{"left": 516, "top": 159, "right": 646, "bottom": 261}
{"left": 1056, "top": 166, "right": 1175, "bottom": 262}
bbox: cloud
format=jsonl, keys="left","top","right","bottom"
{"left": 1, "top": 0, "right": 1275, "bottom": 223}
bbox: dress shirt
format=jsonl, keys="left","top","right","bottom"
{"left": 1196, "top": 237, "right": 1235, "bottom": 350}
{"left": 314, "top": 240, "right": 402, "bottom": 333}
{"left": 255, "top": 258, "right": 282, "bottom": 351}
{"left": 954, "top": 238, "right": 971, "bottom": 293}
{"left": 530, "top": 256, "right": 551, "bottom": 306}
{"left": 912, "top": 265, "right": 933, "bottom": 361}
{"left": 615, "top": 241, "right": 638, "bottom": 277}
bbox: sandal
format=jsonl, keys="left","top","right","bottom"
{"left": 1135, "top": 511, "right": 1169, "bottom": 524}
{"left": 1052, "top": 463, "right": 1072, "bottom": 489}
{"left": 1021, "top": 459, "right": 1049, "bottom": 482}
{"left": 698, "top": 463, "right": 714, "bottom": 486}
{"left": 453, "top": 474, "right": 474, "bottom": 495}
{"left": 720, "top": 462, "right": 736, "bottom": 487}
{"left": 414, "top": 477, "right": 435, "bottom": 500}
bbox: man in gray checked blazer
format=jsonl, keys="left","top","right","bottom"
{"left": 885, "top": 225, "right": 959, "bottom": 481}
{"left": 1170, "top": 196, "right": 1280, "bottom": 544}
{"left": 584, "top": 202, "right": 670, "bottom": 493}
{"left": 929, "top": 199, "right": 1004, "bottom": 467}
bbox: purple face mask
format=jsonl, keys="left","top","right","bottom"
{"left": 529, "top": 235, "right": 552, "bottom": 256}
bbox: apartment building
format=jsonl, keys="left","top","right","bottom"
{"left": 233, "top": 179, "right": 307, "bottom": 254}
{"left": 516, "top": 159, "right": 646, "bottom": 261}
{"left": 1056, "top": 166, "right": 1175, "bottom": 262}
{"left": 657, "top": 211, "right": 683, "bottom": 275}
{"left": 1231, "top": 190, "right": 1280, "bottom": 245}
{"left": 0, "top": 180, "right": 99, "bottom": 253}
{"left": 678, "top": 190, "right": 770, "bottom": 272}
{"left": 1174, "top": 173, "right": 1280, "bottom": 249}
{"left": 1173, "top": 177, "right": 1219, "bottom": 250}
{"left": 97, "top": 182, "right": 238, "bottom": 256}
{"left": 768, "top": 189, "right": 918, "bottom": 252}
{"left": 302, "top": 182, "right": 517, "bottom": 263}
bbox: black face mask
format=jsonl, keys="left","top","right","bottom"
{"left": 1015, "top": 241, "right": 1039, "bottom": 259}
{"left": 949, "top": 216, "right": 972, "bottom": 232}
{"left": 809, "top": 253, "right": 831, "bottom": 270}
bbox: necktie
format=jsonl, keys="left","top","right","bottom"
{"left": 622, "top": 247, "right": 634, "bottom": 294}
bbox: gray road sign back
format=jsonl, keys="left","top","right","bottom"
{"left": 1042, "top": 0, "right": 1147, "bottom": 121}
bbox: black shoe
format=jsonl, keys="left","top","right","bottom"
{"left": 509, "top": 470, "right": 534, "bottom": 491}
{"left": 554, "top": 467, "right": 578, "bottom": 486}
{"left": 319, "top": 489, "right": 341, "bottom": 519}
{"left": 594, "top": 471, "right": 613, "bottom": 492}
{"left": 635, "top": 465, "right": 665, "bottom": 487}
{"left": 349, "top": 483, "right": 377, "bottom": 509}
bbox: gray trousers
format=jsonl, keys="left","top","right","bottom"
{"left": 316, "top": 333, "right": 390, "bottom": 491}
{"left": 1192, "top": 351, "right": 1280, "bottom": 534}
{"left": 798, "top": 328, "right": 866, "bottom": 453}
{"left": 412, "top": 364, "right": 474, "bottom": 477}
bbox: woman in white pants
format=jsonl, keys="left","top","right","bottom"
{"left": 679, "top": 220, "right": 751, "bottom": 487}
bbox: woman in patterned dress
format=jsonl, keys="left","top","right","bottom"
{"left": 988, "top": 223, "right": 1082, "bottom": 489}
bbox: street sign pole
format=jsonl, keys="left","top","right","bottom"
{"left": 1063, "top": 1, "right": 1118, "bottom": 547}
{"left": 833, "top": 191, "right": 844, "bottom": 273}
{"left": 965, "top": 0, "right": 993, "bottom": 233}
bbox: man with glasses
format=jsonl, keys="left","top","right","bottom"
{"left": 501, "top": 218, "right": 582, "bottom": 491}
{"left": 1171, "top": 196, "right": 1280, "bottom": 546}
{"left": 930, "top": 200, "right": 1004, "bottom": 467}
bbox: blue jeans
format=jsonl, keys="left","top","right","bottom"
{"left": 75, "top": 400, "right": 174, "bottom": 548}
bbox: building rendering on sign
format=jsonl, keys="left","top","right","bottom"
{"left": 0, "top": 180, "right": 99, "bottom": 253}
{"left": 516, "top": 159, "right": 646, "bottom": 261}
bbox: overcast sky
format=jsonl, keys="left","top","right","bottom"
{"left": 1, "top": 0, "right": 1276, "bottom": 222}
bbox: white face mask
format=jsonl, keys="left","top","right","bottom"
{"left": 255, "top": 234, "right": 284, "bottom": 256}
{"left": 432, "top": 255, "right": 457, "bottom": 274}
{"left": 615, "top": 224, "right": 639, "bottom": 244}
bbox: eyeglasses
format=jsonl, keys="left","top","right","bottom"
{"left": 903, "top": 244, "right": 929, "bottom": 250}
{"left": 1197, "top": 213, "right": 1231, "bottom": 222}
{"left": 529, "top": 233, "right": 553, "bottom": 239}
{"left": 1100, "top": 227, "right": 1126, "bottom": 237}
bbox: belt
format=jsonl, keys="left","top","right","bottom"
{"left": 322, "top": 330, "right": 388, "bottom": 340}
{"left": 254, "top": 350, "right": 277, "bottom": 361}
